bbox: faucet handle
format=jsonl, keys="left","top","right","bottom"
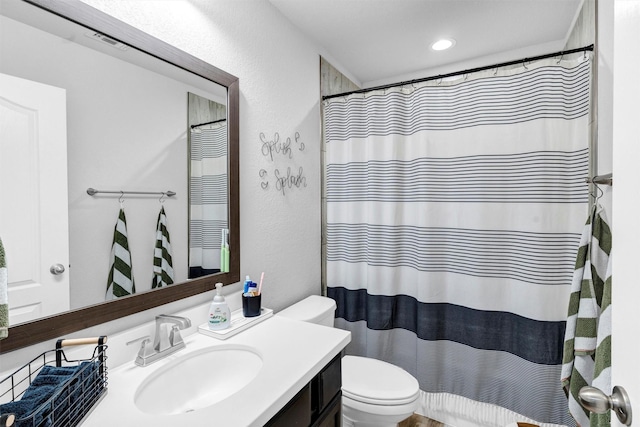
{"left": 127, "top": 335, "right": 153, "bottom": 355}
{"left": 169, "top": 325, "right": 185, "bottom": 347}
{"left": 126, "top": 335, "right": 150, "bottom": 346}
{"left": 133, "top": 337, "right": 155, "bottom": 366}
{"left": 138, "top": 338, "right": 155, "bottom": 358}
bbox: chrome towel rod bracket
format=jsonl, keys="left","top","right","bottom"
{"left": 585, "top": 173, "right": 613, "bottom": 186}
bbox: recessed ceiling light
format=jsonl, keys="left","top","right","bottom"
{"left": 431, "top": 38, "right": 455, "bottom": 51}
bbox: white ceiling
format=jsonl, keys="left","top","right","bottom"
{"left": 268, "top": 0, "right": 584, "bottom": 87}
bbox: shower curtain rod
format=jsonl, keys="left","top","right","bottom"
{"left": 322, "top": 44, "right": 594, "bottom": 101}
{"left": 190, "top": 118, "right": 226, "bottom": 129}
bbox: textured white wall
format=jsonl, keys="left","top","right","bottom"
{"left": 2, "top": 0, "right": 323, "bottom": 368}
{"left": 77, "top": 0, "right": 324, "bottom": 310}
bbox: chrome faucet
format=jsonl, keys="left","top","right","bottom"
{"left": 134, "top": 314, "right": 192, "bottom": 367}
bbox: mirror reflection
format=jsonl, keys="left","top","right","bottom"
{"left": 188, "top": 93, "right": 229, "bottom": 279}
{"left": 0, "top": 0, "right": 230, "bottom": 327}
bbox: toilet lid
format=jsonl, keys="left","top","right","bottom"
{"left": 341, "top": 355, "right": 419, "bottom": 405}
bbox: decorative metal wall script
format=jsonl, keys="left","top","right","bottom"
{"left": 259, "top": 132, "right": 307, "bottom": 195}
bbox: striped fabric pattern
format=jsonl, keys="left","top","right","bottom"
{"left": 327, "top": 224, "right": 581, "bottom": 286}
{"left": 189, "top": 125, "right": 228, "bottom": 278}
{"left": 325, "top": 57, "right": 591, "bottom": 426}
{"left": 327, "top": 149, "right": 589, "bottom": 203}
{"left": 325, "top": 62, "right": 590, "bottom": 141}
{"left": 190, "top": 175, "right": 228, "bottom": 205}
{"left": 189, "top": 219, "right": 228, "bottom": 250}
{"left": 106, "top": 208, "right": 135, "bottom": 299}
{"left": 0, "top": 237, "right": 8, "bottom": 340}
{"left": 561, "top": 204, "right": 612, "bottom": 427}
{"left": 152, "top": 206, "right": 174, "bottom": 289}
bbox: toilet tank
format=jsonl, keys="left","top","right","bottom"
{"left": 277, "top": 295, "right": 336, "bottom": 327}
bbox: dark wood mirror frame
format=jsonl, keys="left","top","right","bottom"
{"left": 0, "top": 0, "right": 240, "bottom": 354}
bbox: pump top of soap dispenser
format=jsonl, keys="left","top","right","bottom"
{"left": 214, "top": 282, "right": 225, "bottom": 302}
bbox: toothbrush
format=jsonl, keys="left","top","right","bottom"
{"left": 220, "top": 229, "right": 230, "bottom": 273}
{"left": 220, "top": 229, "right": 226, "bottom": 273}
{"left": 258, "top": 272, "right": 264, "bottom": 295}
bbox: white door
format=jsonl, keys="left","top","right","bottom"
{"left": 611, "top": 1, "right": 640, "bottom": 425}
{"left": 0, "top": 73, "right": 70, "bottom": 325}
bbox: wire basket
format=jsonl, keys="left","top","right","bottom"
{"left": 0, "top": 336, "right": 108, "bottom": 427}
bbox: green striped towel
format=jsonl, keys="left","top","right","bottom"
{"left": 152, "top": 206, "right": 174, "bottom": 288}
{"left": 561, "top": 203, "right": 611, "bottom": 427}
{"left": 0, "top": 237, "right": 8, "bottom": 340}
{"left": 106, "top": 208, "right": 136, "bottom": 299}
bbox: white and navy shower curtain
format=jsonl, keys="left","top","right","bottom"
{"left": 324, "top": 57, "right": 591, "bottom": 426}
{"left": 189, "top": 124, "right": 228, "bottom": 277}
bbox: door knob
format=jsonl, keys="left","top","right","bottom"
{"left": 49, "top": 263, "right": 66, "bottom": 275}
{"left": 579, "top": 385, "right": 632, "bottom": 425}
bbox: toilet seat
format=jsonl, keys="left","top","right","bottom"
{"left": 342, "top": 355, "right": 420, "bottom": 406}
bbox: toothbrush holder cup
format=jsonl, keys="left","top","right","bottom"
{"left": 242, "top": 294, "right": 262, "bottom": 317}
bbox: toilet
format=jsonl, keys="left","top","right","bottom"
{"left": 277, "top": 295, "right": 420, "bottom": 427}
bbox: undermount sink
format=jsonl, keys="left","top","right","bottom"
{"left": 134, "top": 345, "right": 263, "bottom": 415}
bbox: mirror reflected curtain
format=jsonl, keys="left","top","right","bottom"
{"left": 188, "top": 93, "right": 228, "bottom": 278}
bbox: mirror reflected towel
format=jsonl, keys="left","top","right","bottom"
{"left": 561, "top": 203, "right": 612, "bottom": 427}
{"left": 0, "top": 237, "right": 7, "bottom": 339}
{"left": 105, "top": 208, "right": 135, "bottom": 299}
{"left": 152, "top": 206, "right": 174, "bottom": 288}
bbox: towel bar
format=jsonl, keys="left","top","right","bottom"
{"left": 87, "top": 188, "right": 176, "bottom": 197}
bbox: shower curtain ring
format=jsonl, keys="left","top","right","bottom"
{"left": 522, "top": 60, "right": 528, "bottom": 70}
{"left": 159, "top": 193, "right": 166, "bottom": 204}
{"left": 493, "top": 67, "right": 498, "bottom": 76}
{"left": 556, "top": 52, "right": 564, "bottom": 64}
{"left": 119, "top": 191, "right": 124, "bottom": 205}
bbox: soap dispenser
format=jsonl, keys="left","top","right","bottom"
{"left": 208, "top": 283, "right": 231, "bottom": 330}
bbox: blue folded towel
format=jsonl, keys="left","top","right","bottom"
{"left": 38, "top": 365, "right": 79, "bottom": 377}
{"left": 22, "top": 384, "right": 57, "bottom": 403}
{"left": 0, "top": 362, "right": 100, "bottom": 427}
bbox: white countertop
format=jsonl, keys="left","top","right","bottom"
{"left": 83, "top": 315, "right": 351, "bottom": 426}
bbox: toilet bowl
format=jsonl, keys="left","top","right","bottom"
{"left": 277, "top": 295, "right": 420, "bottom": 427}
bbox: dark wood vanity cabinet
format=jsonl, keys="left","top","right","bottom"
{"left": 266, "top": 354, "right": 342, "bottom": 427}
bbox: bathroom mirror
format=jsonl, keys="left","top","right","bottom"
{"left": 0, "top": 0, "right": 240, "bottom": 353}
